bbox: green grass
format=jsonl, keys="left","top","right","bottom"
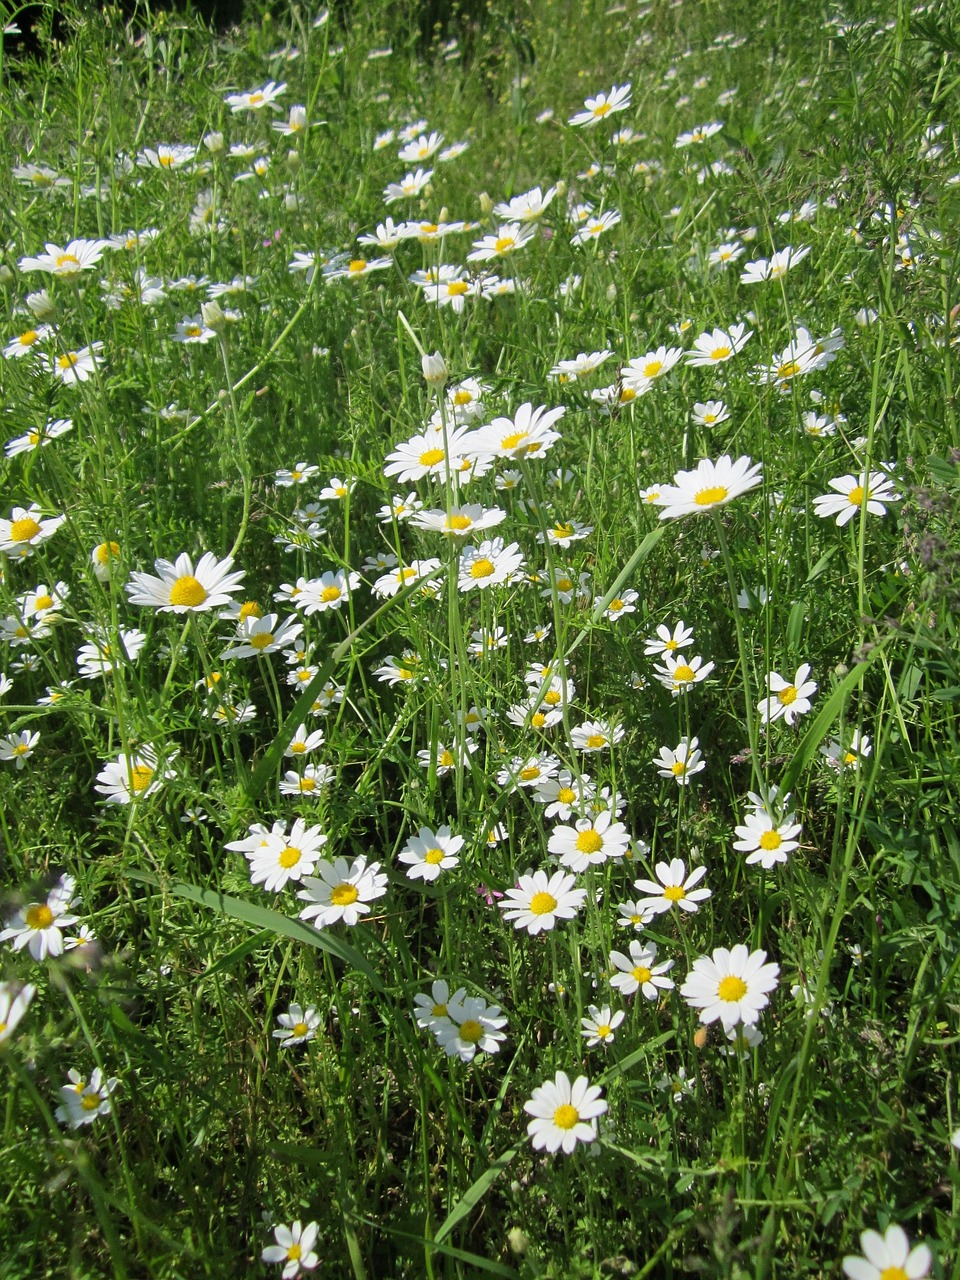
{"left": 1, "top": 0, "right": 959, "bottom": 1275}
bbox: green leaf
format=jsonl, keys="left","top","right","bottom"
{"left": 434, "top": 1146, "right": 519, "bottom": 1244}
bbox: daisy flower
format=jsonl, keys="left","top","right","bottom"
{"left": 275, "top": 462, "right": 319, "bottom": 487}
{"left": 721, "top": 1023, "right": 764, "bottom": 1059}
{"left": 549, "top": 350, "right": 614, "bottom": 381}
{"left": 632, "top": 859, "right": 712, "bottom": 915}
{"left": 0, "top": 981, "right": 36, "bottom": 1045}
{"left": 0, "top": 504, "right": 66, "bottom": 557}
{"left": 733, "top": 810, "right": 802, "bottom": 869}
{"left": 608, "top": 941, "right": 675, "bottom": 1000}
{"left": 5, "top": 416, "right": 73, "bottom": 457}
{"left": 1, "top": 873, "right": 79, "bottom": 960}
{"left": 262, "top": 1221, "right": 320, "bottom": 1277}
{"left": 496, "top": 752, "right": 560, "bottom": 790}
{"left": 398, "top": 826, "right": 464, "bottom": 882}
{"left": 548, "top": 809, "right": 631, "bottom": 872}
{"left": 525, "top": 1071, "right": 607, "bottom": 1154}
{"left": 467, "top": 221, "right": 536, "bottom": 262}
{"left": 398, "top": 131, "right": 444, "bottom": 162}
{"left": 842, "top": 1224, "right": 931, "bottom": 1280}
{"left": 297, "top": 856, "right": 387, "bottom": 928}
{"left": 272, "top": 1003, "right": 321, "bottom": 1047}
{"left": 692, "top": 400, "right": 730, "bottom": 427}
{"left": 298, "top": 571, "right": 360, "bottom": 615}
{"left": 127, "top": 552, "right": 244, "bottom": 614}
{"left": 465, "top": 402, "right": 565, "bottom": 460}
{"left": 19, "top": 238, "right": 109, "bottom": 276}
{"left": 623, "top": 345, "right": 684, "bottom": 388}
{"left": 436, "top": 994, "right": 508, "bottom": 1061}
{"left": 493, "top": 185, "right": 557, "bottom": 221}
{"left": 94, "top": 746, "right": 175, "bottom": 804}
{"left": 279, "top": 765, "right": 333, "bottom": 797}
{"left": 580, "top": 1004, "right": 625, "bottom": 1048}
{"left": 410, "top": 504, "right": 506, "bottom": 537}
{"left": 48, "top": 342, "right": 104, "bottom": 384}
{"left": 383, "top": 425, "right": 471, "bottom": 483}
{"left": 498, "top": 869, "right": 586, "bottom": 935}
{"left": 0, "top": 730, "right": 40, "bottom": 769}
{"left": 383, "top": 168, "right": 433, "bottom": 203}
{"left": 3, "top": 324, "right": 52, "bottom": 359}
{"left": 681, "top": 944, "right": 780, "bottom": 1030}
{"left": 534, "top": 771, "right": 593, "bottom": 819}
{"left": 655, "top": 737, "right": 706, "bottom": 783}
{"left": 221, "top": 614, "right": 303, "bottom": 659}
{"left": 413, "top": 980, "right": 465, "bottom": 1034}
{"left": 653, "top": 653, "right": 716, "bottom": 695}
{"left": 458, "top": 539, "right": 525, "bottom": 591}
{"left": 244, "top": 819, "right": 328, "bottom": 892}
{"left": 616, "top": 899, "right": 654, "bottom": 930}
{"left": 569, "top": 83, "right": 632, "bottom": 126}
{"left": 652, "top": 454, "right": 763, "bottom": 520}
{"left": 225, "top": 80, "right": 286, "bottom": 112}
{"left": 570, "top": 210, "right": 622, "bottom": 245}
{"left": 644, "top": 621, "right": 694, "bottom": 657}
{"left": 90, "top": 541, "right": 120, "bottom": 581}
{"left": 55, "top": 1067, "right": 119, "bottom": 1129}
{"left": 758, "top": 663, "right": 817, "bottom": 726}
{"left": 685, "top": 323, "right": 752, "bottom": 366}
{"left": 740, "top": 244, "right": 810, "bottom": 283}
{"left": 675, "top": 121, "right": 723, "bottom": 147}
{"left": 822, "top": 730, "right": 872, "bottom": 771}
{"left": 812, "top": 472, "right": 900, "bottom": 525}
{"left": 570, "top": 720, "right": 624, "bottom": 752}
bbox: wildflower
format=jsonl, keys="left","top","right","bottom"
{"left": 535, "top": 771, "right": 594, "bottom": 819}
{"left": 285, "top": 724, "right": 325, "bottom": 757}
{"left": 822, "top": 731, "right": 872, "bottom": 771}
{"left": 570, "top": 210, "right": 622, "bottom": 245}
{"left": 262, "top": 1221, "right": 320, "bottom": 1277}
{"left": 225, "top": 80, "right": 287, "bottom": 112}
{"left": 127, "top": 552, "right": 244, "bottom": 613}
{"left": 383, "top": 168, "right": 433, "bottom": 203}
{"left": 458, "top": 539, "right": 525, "bottom": 591}
{"left": 4, "top": 324, "right": 52, "bottom": 360}
{"left": 55, "top": 1067, "right": 118, "bottom": 1128}
{"left": 5, "top": 417, "right": 73, "bottom": 457}
{"left": 681, "top": 944, "right": 780, "bottom": 1030}
{"left": 398, "top": 826, "right": 464, "bottom": 882}
{"left": 657, "top": 1067, "right": 695, "bottom": 1101}
{"left": 633, "top": 859, "right": 711, "bottom": 915}
{"left": 570, "top": 720, "right": 624, "bottom": 752}
{"left": 272, "top": 1003, "right": 321, "bottom": 1047}
{"left": 297, "top": 856, "right": 387, "bottom": 927}
{"left": 734, "top": 809, "right": 802, "bottom": 869}
{"left": 652, "top": 454, "right": 763, "bottom": 520}
{"left": 813, "top": 472, "right": 900, "bottom": 525}
{"left": 276, "top": 462, "right": 319, "bottom": 487}
{"left": 623, "top": 346, "right": 684, "bottom": 389}
{"left": 525, "top": 1071, "right": 607, "bottom": 1154}
{"left": 708, "top": 242, "right": 744, "bottom": 268}
{"left": 549, "top": 809, "right": 631, "bottom": 872}
{"left": 569, "top": 83, "right": 632, "bottom": 126}
{"left": 655, "top": 737, "right": 706, "bottom": 783}
{"left": 616, "top": 899, "right": 654, "bottom": 930}
{"left": 603, "top": 589, "right": 639, "bottom": 621}
{"left": 0, "top": 730, "right": 40, "bottom": 769}
{"left": 242, "top": 820, "right": 328, "bottom": 892}
{"left": 279, "top": 765, "right": 332, "bottom": 797}
{"left": 675, "top": 121, "right": 723, "bottom": 147}
{"left": 19, "top": 238, "right": 109, "bottom": 277}
{"left": 644, "top": 621, "right": 694, "bottom": 657}
{"left": 721, "top": 1023, "right": 764, "bottom": 1058}
{"left": 609, "top": 941, "right": 675, "bottom": 999}
{"left": 414, "top": 980, "right": 464, "bottom": 1034}
{"left": 272, "top": 104, "right": 308, "bottom": 135}
{"left": 581, "top": 1005, "right": 625, "bottom": 1048}
{"left": 686, "top": 323, "right": 752, "bottom": 366}
{"left": 758, "top": 663, "right": 817, "bottom": 726}
{"left": 411, "top": 504, "right": 506, "bottom": 537}
{"left": 740, "top": 244, "right": 811, "bottom": 283}
{"left": 496, "top": 752, "right": 560, "bottom": 790}
{"left": 0, "top": 504, "right": 66, "bottom": 557}
{"left": 498, "top": 869, "right": 586, "bottom": 935}
{"left": 436, "top": 994, "right": 508, "bottom": 1061}
{"left": 653, "top": 653, "right": 716, "bottom": 695}
{"left": 0, "top": 981, "right": 36, "bottom": 1045}
{"left": 76, "top": 627, "right": 147, "bottom": 679}
{"left": 549, "top": 350, "right": 614, "bottom": 380}
{"left": 137, "top": 143, "right": 196, "bottom": 169}
{"left": 1, "top": 874, "right": 79, "bottom": 960}
{"left": 383, "top": 424, "right": 471, "bottom": 483}
{"left": 95, "top": 745, "right": 175, "bottom": 805}
{"left": 841, "top": 1224, "right": 931, "bottom": 1280}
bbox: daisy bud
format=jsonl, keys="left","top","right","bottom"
{"left": 478, "top": 191, "right": 493, "bottom": 216}
{"left": 201, "top": 301, "right": 226, "bottom": 333}
{"left": 0, "top": 265, "right": 13, "bottom": 286}
{"left": 287, "top": 148, "right": 301, "bottom": 171}
{"left": 554, "top": 180, "right": 567, "bottom": 198}
{"left": 284, "top": 192, "right": 299, "bottom": 211}
{"left": 421, "top": 351, "right": 447, "bottom": 387}
{"left": 26, "top": 290, "right": 56, "bottom": 322}
{"left": 203, "top": 131, "right": 225, "bottom": 154}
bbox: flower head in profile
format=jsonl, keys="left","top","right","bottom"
{"left": 225, "top": 80, "right": 286, "bottom": 112}
{"left": 525, "top": 1071, "right": 607, "bottom": 1154}
{"left": 0, "top": 505, "right": 66, "bottom": 558}
{"left": 841, "top": 1223, "right": 931, "bottom": 1280}
{"left": 653, "top": 455, "right": 763, "bottom": 520}
{"left": 569, "top": 84, "right": 632, "bottom": 127}
{"left": 681, "top": 944, "right": 779, "bottom": 1030}
{"left": 126, "top": 552, "right": 245, "bottom": 613}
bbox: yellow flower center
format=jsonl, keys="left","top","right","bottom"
{"left": 554, "top": 1103, "right": 580, "bottom": 1133}
{"left": 609, "top": 599, "right": 624, "bottom": 612}
{"left": 439, "top": 750, "right": 454, "bottom": 767}
{"left": 632, "top": 965, "right": 652, "bottom": 984}
{"left": 576, "top": 829, "right": 603, "bottom": 854}
{"left": 592, "top": 101, "right": 612, "bottom": 117}
{"left": 249, "top": 92, "right": 264, "bottom": 104}
{"left": 557, "top": 786, "right": 575, "bottom": 804}
{"left": 249, "top": 631, "right": 275, "bottom": 651}
{"left": 33, "top": 594, "right": 54, "bottom": 611}
{"left": 299, "top": 776, "right": 316, "bottom": 791}
{"left": 717, "top": 975, "right": 748, "bottom": 1002}
{"left": 556, "top": 577, "right": 573, "bottom": 592}
{"left": 19, "top": 330, "right": 39, "bottom": 346}
{"left": 446, "top": 514, "right": 472, "bottom": 531}
{"left": 169, "top": 575, "right": 208, "bottom": 607}
{"left": 419, "top": 447, "right": 445, "bottom": 467}
{"left": 777, "top": 685, "right": 798, "bottom": 705}
{"left": 499, "top": 430, "right": 529, "bottom": 451}
{"left": 531, "top": 712, "right": 547, "bottom": 728}
{"left": 847, "top": 485, "right": 865, "bottom": 506}
{"left": 424, "top": 847, "right": 446, "bottom": 865}
{"left": 330, "top": 883, "right": 359, "bottom": 907}
{"left": 596, "top": 1023, "right": 611, "bottom": 1038}
{"left": 286, "top": 1244, "right": 302, "bottom": 1262}
{"left": 470, "top": 557, "right": 495, "bottom": 579}
{"left": 158, "top": 153, "right": 175, "bottom": 167}
{"left": 239, "top": 601, "right": 263, "bottom": 621}
{"left": 529, "top": 891, "right": 557, "bottom": 915}
{"left": 544, "top": 690, "right": 561, "bottom": 706}
{"left": 81, "top": 1094, "right": 101, "bottom": 1111}
{"left": 320, "top": 585, "right": 342, "bottom": 602}
{"left": 291, "top": 1022, "right": 308, "bottom": 1037}
{"left": 878, "top": 1269, "right": 907, "bottom": 1280}
{"left": 673, "top": 664, "right": 695, "bottom": 683}
{"left": 670, "top": 760, "right": 687, "bottom": 776}
{"left": 13, "top": 743, "right": 29, "bottom": 756}
{"left": 710, "top": 345, "right": 731, "bottom": 360}
{"left": 10, "top": 517, "right": 42, "bottom": 542}
{"left": 27, "top": 431, "right": 41, "bottom": 445}
{"left": 278, "top": 846, "right": 301, "bottom": 868}
{"left": 759, "top": 830, "right": 782, "bottom": 850}
{"left": 644, "top": 360, "right": 663, "bottom": 377}
{"left": 494, "top": 236, "right": 515, "bottom": 253}
{"left": 95, "top": 542, "right": 120, "bottom": 564}
{"left": 26, "top": 904, "right": 54, "bottom": 930}
{"left": 519, "top": 766, "right": 541, "bottom": 782}
{"left": 58, "top": 353, "right": 80, "bottom": 369}
{"left": 693, "top": 485, "right": 728, "bottom": 506}
{"left": 130, "top": 764, "right": 154, "bottom": 793}
{"left": 431, "top": 1002, "right": 447, "bottom": 1017}
{"left": 447, "top": 280, "right": 469, "bottom": 296}
{"left": 777, "top": 360, "right": 801, "bottom": 378}
{"left": 552, "top": 523, "right": 574, "bottom": 539}
{"left": 56, "top": 253, "right": 81, "bottom": 268}
{"left": 664, "top": 884, "right": 686, "bottom": 902}
{"left": 185, "top": 325, "right": 202, "bottom": 338}
{"left": 452, "top": 389, "right": 473, "bottom": 405}
{"left": 586, "top": 733, "right": 606, "bottom": 749}
{"left": 348, "top": 259, "right": 367, "bottom": 273}
{"left": 459, "top": 1019, "right": 483, "bottom": 1043}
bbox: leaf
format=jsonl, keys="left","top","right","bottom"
{"left": 125, "top": 870, "right": 384, "bottom": 991}
{"left": 434, "top": 1146, "right": 519, "bottom": 1244}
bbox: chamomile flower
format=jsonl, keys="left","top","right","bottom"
{"left": 570, "top": 210, "right": 622, "bottom": 245}
{"left": 812, "top": 472, "right": 900, "bottom": 525}
{"left": 580, "top": 1004, "right": 625, "bottom": 1047}
{"left": 675, "top": 121, "right": 723, "bottom": 147}
{"left": 383, "top": 425, "right": 471, "bottom": 482}
{"left": 570, "top": 720, "right": 624, "bottom": 753}
{"left": 841, "top": 1224, "right": 931, "bottom": 1280}
{"left": 653, "top": 653, "right": 715, "bottom": 695}
{"left": 681, "top": 944, "right": 780, "bottom": 1030}
{"left": 55, "top": 1067, "right": 118, "bottom": 1128}
{"left": 279, "top": 765, "right": 333, "bottom": 797}
{"left": 733, "top": 810, "right": 802, "bottom": 869}
{"left": 549, "top": 809, "right": 631, "bottom": 872}
{"left": 537, "top": 519, "right": 593, "bottom": 548}
{"left": 692, "top": 400, "right": 730, "bottom": 427}
{"left": 245, "top": 820, "right": 328, "bottom": 892}
{"left": 686, "top": 323, "right": 752, "bottom": 366}
{"left": 465, "top": 402, "right": 565, "bottom": 460}
{"left": 632, "top": 859, "right": 711, "bottom": 915}
{"left": 525, "top": 1071, "right": 607, "bottom": 1154}
{"left": 608, "top": 941, "right": 675, "bottom": 999}
{"left": 383, "top": 168, "right": 433, "bottom": 203}
{"left": 535, "top": 771, "right": 594, "bottom": 819}
{"left": 225, "top": 80, "right": 287, "bottom": 112}
{"left": 740, "top": 244, "right": 810, "bottom": 283}
{"left": 569, "top": 83, "right": 632, "bottom": 126}
{"left": 496, "top": 752, "right": 560, "bottom": 790}
{"left": 19, "top": 238, "right": 109, "bottom": 276}
{"left": 436, "top": 995, "right": 508, "bottom": 1061}
{"left": 822, "top": 731, "right": 872, "bottom": 771}
{"left": 297, "top": 857, "right": 387, "bottom": 927}
{"left": 284, "top": 724, "right": 326, "bottom": 757}
{"left": 262, "top": 1221, "right": 320, "bottom": 1277}
{"left": 127, "top": 552, "right": 245, "bottom": 613}
{"left": 398, "top": 826, "right": 464, "bottom": 882}
{"left": 298, "top": 571, "right": 360, "bottom": 615}
{"left": 467, "top": 222, "right": 536, "bottom": 262}
{"left": 1, "top": 874, "right": 79, "bottom": 960}
{"left": 616, "top": 899, "right": 654, "bottom": 930}
{"left": 623, "top": 345, "right": 684, "bottom": 388}
{"left": 4, "top": 324, "right": 52, "bottom": 360}
{"left": 458, "top": 539, "right": 525, "bottom": 592}
{"left": 644, "top": 621, "right": 694, "bottom": 657}
{"left": 222, "top": 614, "right": 303, "bottom": 659}
{"left": 413, "top": 980, "right": 464, "bottom": 1033}
{"left": 94, "top": 746, "right": 175, "bottom": 805}
{"left": 411, "top": 504, "right": 506, "bottom": 537}
{"left": 398, "top": 131, "right": 444, "bottom": 162}
{"left": 272, "top": 1003, "right": 321, "bottom": 1047}
{"left": 652, "top": 454, "right": 763, "bottom": 520}
{"left": 275, "top": 462, "right": 319, "bottom": 487}
{"left": 602, "top": 589, "right": 638, "bottom": 621}
{"left": 758, "top": 664, "right": 817, "bottom": 726}
{"left": 0, "top": 504, "right": 66, "bottom": 557}
{"left": 5, "top": 417, "right": 73, "bottom": 457}
{"left": 653, "top": 737, "right": 706, "bottom": 785}
{"left": 0, "top": 730, "right": 40, "bottom": 769}
{"left": 498, "top": 869, "right": 586, "bottom": 935}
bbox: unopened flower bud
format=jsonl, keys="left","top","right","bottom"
{"left": 421, "top": 351, "right": 447, "bottom": 386}
{"left": 201, "top": 300, "right": 226, "bottom": 332}
{"left": 203, "top": 131, "right": 225, "bottom": 154}
{"left": 478, "top": 191, "right": 493, "bottom": 216}
{"left": 0, "top": 264, "right": 13, "bottom": 286}
{"left": 287, "top": 148, "right": 301, "bottom": 172}
{"left": 26, "top": 290, "right": 56, "bottom": 322}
